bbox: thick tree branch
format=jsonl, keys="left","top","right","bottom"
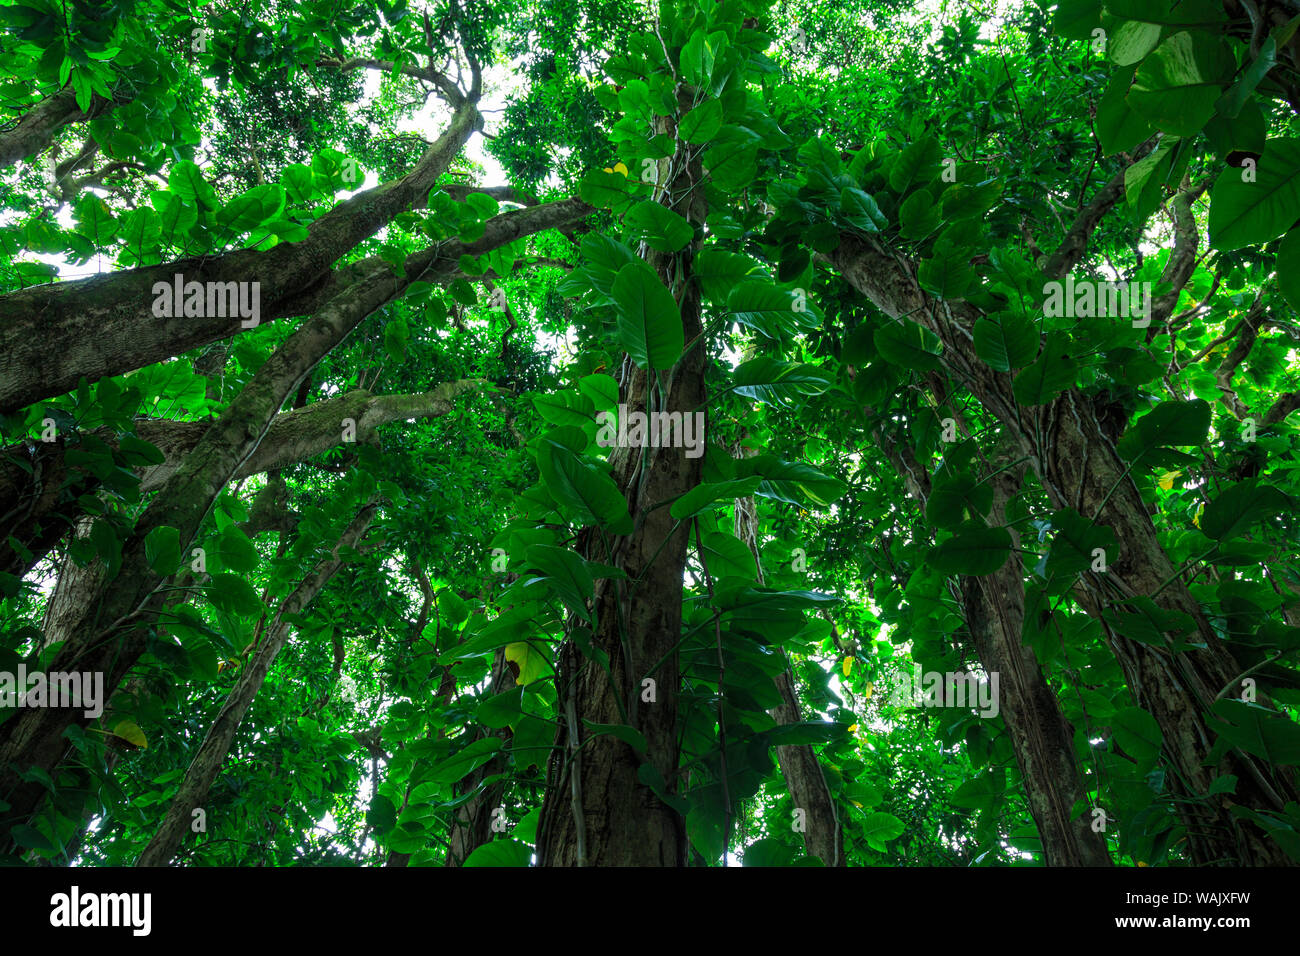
{"left": 1042, "top": 136, "right": 1159, "bottom": 280}
{"left": 137, "top": 499, "right": 380, "bottom": 867}
{"left": 133, "top": 381, "right": 483, "bottom": 491}
{"left": 0, "top": 88, "right": 127, "bottom": 169}
{"left": 0, "top": 100, "right": 483, "bottom": 415}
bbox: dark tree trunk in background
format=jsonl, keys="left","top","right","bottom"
{"left": 832, "top": 233, "right": 1299, "bottom": 865}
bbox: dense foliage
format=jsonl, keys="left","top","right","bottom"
{"left": 2, "top": 0, "right": 1300, "bottom": 867}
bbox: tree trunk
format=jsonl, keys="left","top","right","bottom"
{"left": 136, "top": 502, "right": 377, "bottom": 866}
{"left": 830, "top": 232, "right": 1299, "bottom": 865}
{"left": 0, "top": 110, "right": 585, "bottom": 416}
{"left": 535, "top": 117, "right": 707, "bottom": 868}
{"left": 732, "top": 435, "right": 844, "bottom": 866}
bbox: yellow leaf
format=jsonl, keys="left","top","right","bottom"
{"left": 864, "top": 682, "right": 873, "bottom": 700}
{"left": 602, "top": 167, "right": 613, "bottom": 173}
{"left": 851, "top": 800, "right": 863, "bottom": 808}
{"left": 842, "top": 657, "right": 853, "bottom": 676}
{"left": 1136, "top": 861, "right": 1149, "bottom": 867}
{"left": 111, "top": 720, "right": 147, "bottom": 749}
{"left": 505, "top": 642, "right": 546, "bottom": 685}
{"left": 613, "top": 161, "right": 629, "bottom": 177}
{"left": 1193, "top": 502, "right": 1204, "bottom": 528}
{"left": 847, "top": 723, "right": 859, "bottom": 733}
{"left": 1156, "top": 470, "right": 1181, "bottom": 490}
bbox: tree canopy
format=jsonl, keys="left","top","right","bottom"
{"left": 2, "top": 0, "right": 1300, "bottom": 869}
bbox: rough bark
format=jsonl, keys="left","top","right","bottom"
{"left": 136, "top": 502, "right": 378, "bottom": 866}
{"left": 536, "top": 117, "right": 707, "bottom": 868}
{"left": 132, "top": 383, "right": 483, "bottom": 491}
{"left": 731, "top": 434, "right": 844, "bottom": 866}
{"left": 0, "top": 101, "right": 485, "bottom": 415}
{"left": 0, "top": 88, "right": 125, "bottom": 169}
{"left": 0, "top": 195, "right": 589, "bottom": 564}
{"left": 960, "top": 469, "right": 1112, "bottom": 866}
{"left": 0, "top": 190, "right": 587, "bottom": 418}
{"left": 768, "top": 670, "right": 844, "bottom": 865}
{"left": 875, "top": 421, "right": 1109, "bottom": 865}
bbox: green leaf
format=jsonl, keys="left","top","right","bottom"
{"left": 1053, "top": 0, "right": 1102, "bottom": 41}
{"left": 1041, "top": 508, "right": 1119, "bottom": 578}
{"left": 765, "top": 721, "right": 851, "bottom": 746}
{"left": 168, "top": 160, "right": 217, "bottom": 210}
{"left": 206, "top": 572, "right": 263, "bottom": 617}
{"left": 727, "top": 280, "right": 821, "bottom": 338}
{"left": 1200, "top": 480, "right": 1292, "bottom": 541}
{"left": 736, "top": 456, "right": 846, "bottom": 508}
{"left": 424, "top": 738, "right": 502, "bottom": 785}
{"left": 1128, "top": 31, "right": 1235, "bottom": 137}
{"left": 218, "top": 184, "right": 286, "bottom": 233}
{"left": 680, "top": 31, "right": 715, "bottom": 87}
{"left": 874, "top": 320, "right": 943, "bottom": 371}
{"left": 1108, "top": 19, "right": 1161, "bottom": 66}
{"left": 680, "top": 99, "right": 722, "bottom": 143}
{"left": 214, "top": 527, "right": 258, "bottom": 574}
{"left": 1012, "top": 335, "right": 1074, "bottom": 405}
{"left": 743, "top": 837, "right": 796, "bottom": 866}
{"left": 1211, "top": 700, "right": 1300, "bottom": 765}
{"left": 578, "top": 373, "right": 619, "bottom": 412}
{"left": 582, "top": 720, "right": 648, "bottom": 753}
{"left": 731, "top": 357, "right": 834, "bottom": 407}
{"left": 928, "top": 522, "right": 1012, "bottom": 576}
{"left": 917, "top": 251, "right": 975, "bottom": 299}
{"left": 624, "top": 200, "right": 693, "bottom": 252}
{"left": 695, "top": 248, "right": 766, "bottom": 302}
{"left": 925, "top": 474, "right": 994, "bottom": 530}
{"left": 537, "top": 438, "right": 634, "bottom": 533}
{"left": 670, "top": 478, "right": 762, "bottom": 520}
{"left": 1209, "top": 137, "right": 1300, "bottom": 250}
{"left": 1097, "top": 66, "right": 1157, "bottom": 156}
{"left": 144, "top": 526, "right": 181, "bottom": 576}
{"left": 840, "top": 187, "right": 887, "bottom": 232}
{"left": 525, "top": 544, "right": 594, "bottom": 622}
{"left": 533, "top": 389, "right": 596, "bottom": 429}
{"left": 860, "top": 811, "right": 905, "bottom": 851}
{"left": 951, "top": 771, "right": 1006, "bottom": 810}
{"left": 899, "top": 188, "right": 942, "bottom": 240}
{"left": 611, "top": 262, "right": 683, "bottom": 370}
{"left": 888, "top": 135, "right": 943, "bottom": 194}
{"left": 702, "top": 127, "right": 761, "bottom": 189}
{"left": 699, "top": 531, "right": 758, "bottom": 580}
{"left": 10, "top": 823, "right": 58, "bottom": 853}
{"left": 283, "top": 163, "right": 316, "bottom": 205}
{"left": 462, "top": 839, "right": 531, "bottom": 867}
{"left": 384, "top": 316, "right": 408, "bottom": 362}
{"left": 974, "top": 313, "right": 1039, "bottom": 371}
{"left": 578, "top": 168, "right": 632, "bottom": 211}
{"left": 1111, "top": 706, "right": 1164, "bottom": 764}
{"left": 1116, "top": 399, "right": 1211, "bottom": 461}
